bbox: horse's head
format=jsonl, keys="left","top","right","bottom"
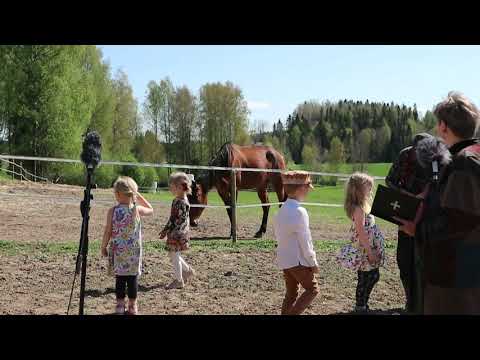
{"left": 188, "top": 177, "right": 209, "bottom": 227}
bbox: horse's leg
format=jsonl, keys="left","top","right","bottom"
{"left": 225, "top": 171, "right": 240, "bottom": 238}
{"left": 255, "top": 188, "right": 269, "bottom": 238}
{"left": 272, "top": 174, "right": 287, "bottom": 207}
{"left": 217, "top": 181, "right": 233, "bottom": 238}
{"left": 229, "top": 169, "right": 240, "bottom": 200}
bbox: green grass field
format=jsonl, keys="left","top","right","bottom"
{"left": 144, "top": 182, "right": 389, "bottom": 226}
{"left": 288, "top": 162, "right": 391, "bottom": 177}
{"left": 142, "top": 162, "right": 394, "bottom": 229}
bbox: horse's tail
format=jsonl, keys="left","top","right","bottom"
{"left": 266, "top": 150, "right": 278, "bottom": 169}
{"left": 266, "top": 149, "right": 286, "bottom": 170}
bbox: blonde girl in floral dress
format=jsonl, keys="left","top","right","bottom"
{"left": 337, "top": 172, "right": 385, "bottom": 313}
{"left": 101, "top": 176, "right": 153, "bottom": 315}
{"left": 160, "top": 172, "right": 196, "bottom": 290}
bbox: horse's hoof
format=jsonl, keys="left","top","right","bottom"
{"left": 254, "top": 231, "right": 264, "bottom": 238}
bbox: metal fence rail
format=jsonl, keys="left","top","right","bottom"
{"left": 0, "top": 154, "right": 386, "bottom": 180}
{"left": 0, "top": 154, "right": 386, "bottom": 243}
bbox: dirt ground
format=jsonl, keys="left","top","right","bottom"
{"left": 0, "top": 181, "right": 405, "bottom": 315}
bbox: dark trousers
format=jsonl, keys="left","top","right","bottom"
{"left": 397, "top": 232, "right": 423, "bottom": 313}
{"left": 412, "top": 241, "right": 424, "bottom": 314}
{"left": 356, "top": 269, "right": 380, "bottom": 308}
{"left": 115, "top": 275, "right": 138, "bottom": 300}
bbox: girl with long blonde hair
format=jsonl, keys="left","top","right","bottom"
{"left": 101, "top": 176, "right": 153, "bottom": 315}
{"left": 337, "top": 172, "right": 385, "bottom": 313}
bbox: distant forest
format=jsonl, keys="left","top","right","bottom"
{"left": 251, "top": 100, "right": 437, "bottom": 170}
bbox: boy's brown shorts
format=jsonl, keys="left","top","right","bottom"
{"left": 283, "top": 265, "right": 319, "bottom": 293}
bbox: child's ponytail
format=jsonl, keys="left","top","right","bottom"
{"left": 113, "top": 176, "right": 139, "bottom": 199}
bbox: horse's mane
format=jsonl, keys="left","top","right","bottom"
{"left": 196, "top": 143, "right": 230, "bottom": 194}
{"left": 208, "top": 142, "right": 231, "bottom": 168}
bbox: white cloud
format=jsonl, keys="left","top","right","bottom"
{"left": 247, "top": 100, "right": 271, "bottom": 111}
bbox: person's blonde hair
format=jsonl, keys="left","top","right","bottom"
{"left": 113, "top": 176, "right": 138, "bottom": 199}
{"left": 169, "top": 172, "right": 192, "bottom": 195}
{"left": 344, "top": 172, "right": 374, "bottom": 220}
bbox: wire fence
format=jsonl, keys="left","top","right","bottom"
{"left": 0, "top": 154, "right": 386, "bottom": 242}
{"left": 1, "top": 158, "right": 49, "bottom": 183}
{"left": 0, "top": 154, "right": 387, "bottom": 179}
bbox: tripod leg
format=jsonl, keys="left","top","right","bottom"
{"left": 79, "top": 215, "right": 91, "bottom": 315}
{"left": 67, "top": 266, "right": 79, "bottom": 315}
{"left": 67, "top": 216, "right": 87, "bottom": 314}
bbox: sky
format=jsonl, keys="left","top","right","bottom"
{"left": 99, "top": 45, "right": 480, "bottom": 130}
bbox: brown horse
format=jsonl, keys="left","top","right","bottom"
{"left": 188, "top": 143, "right": 287, "bottom": 238}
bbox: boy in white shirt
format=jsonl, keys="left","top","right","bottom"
{"left": 273, "top": 171, "right": 319, "bottom": 315}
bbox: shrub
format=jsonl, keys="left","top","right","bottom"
{"left": 120, "top": 154, "right": 145, "bottom": 188}
{"left": 156, "top": 167, "right": 170, "bottom": 187}
{"left": 49, "top": 163, "right": 84, "bottom": 186}
{"left": 142, "top": 166, "right": 158, "bottom": 189}
{"left": 94, "top": 165, "right": 118, "bottom": 189}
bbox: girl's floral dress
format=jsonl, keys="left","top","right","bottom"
{"left": 336, "top": 213, "right": 385, "bottom": 271}
{"left": 162, "top": 198, "right": 190, "bottom": 252}
{"left": 108, "top": 204, "right": 142, "bottom": 276}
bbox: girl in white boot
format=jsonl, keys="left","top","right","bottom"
{"left": 160, "top": 172, "right": 195, "bottom": 290}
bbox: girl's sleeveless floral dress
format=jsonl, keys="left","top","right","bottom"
{"left": 336, "top": 213, "right": 386, "bottom": 271}
{"left": 108, "top": 204, "right": 142, "bottom": 276}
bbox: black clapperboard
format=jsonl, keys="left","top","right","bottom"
{"left": 370, "top": 184, "right": 421, "bottom": 225}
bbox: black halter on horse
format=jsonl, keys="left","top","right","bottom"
{"left": 196, "top": 142, "right": 232, "bottom": 194}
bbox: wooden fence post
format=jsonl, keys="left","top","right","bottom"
{"left": 230, "top": 169, "right": 237, "bottom": 243}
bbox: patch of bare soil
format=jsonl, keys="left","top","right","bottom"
{"left": 0, "top": 182, "right": 405, "bottom": 315}
{"left": 0, "top": 250, "right": 404, "bottom": 315}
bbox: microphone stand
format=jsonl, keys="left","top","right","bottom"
{"left": 67, "top": 165, "right": 96, "bottom": 315}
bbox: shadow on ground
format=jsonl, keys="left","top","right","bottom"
{"left": 190, "top": 236, "right": 268, "bottom": 241}
{"left": 332, "top": 307, "right": 408, "bottom": 315}
{"left": 85, "top": 283, "right": 167, "bottom": 298}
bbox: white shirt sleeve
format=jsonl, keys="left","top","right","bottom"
{"left": 295, "top": 208, "right": 318, "bottom": 267}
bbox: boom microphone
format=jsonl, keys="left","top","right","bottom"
{"left": 415, "top": 136, "right": 452, "bottom": 182}
{"left": 80, "top": 131, "right": 102, "bottom": 170}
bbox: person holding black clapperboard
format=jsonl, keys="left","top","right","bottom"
{"left": 385, "top": 133, "right": 431, "bottom": 314}
{"left": 395, "top": 92, "right": 480, "bottom": 314}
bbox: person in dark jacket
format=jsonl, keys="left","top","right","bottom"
{"left": 396, "top": 91, "right": 480, "bottom": 314}
{"left": 386, "top": 133, "right": 431, "bottom": 313}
